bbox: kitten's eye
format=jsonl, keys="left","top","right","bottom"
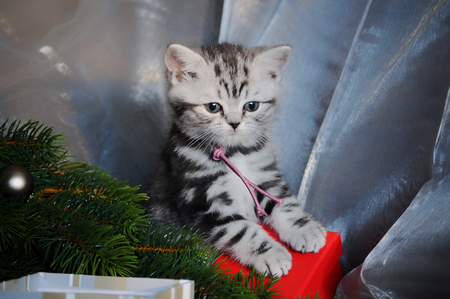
{"left": 205, "top": 102, "right": 222, "bottom": 113}
{"left": 243, "top": 101, "right": 259, "bottom": 112}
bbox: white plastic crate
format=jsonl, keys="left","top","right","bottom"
{"left": 1, "top": 272, "right": 194, "bottom": 299}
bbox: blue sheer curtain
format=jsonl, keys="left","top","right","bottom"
{"left": 0, "top": 0, "right": 223, "bottom": 188}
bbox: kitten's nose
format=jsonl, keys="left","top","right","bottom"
{"left": 229, "top": 122, "right": 240, "bottom": 130}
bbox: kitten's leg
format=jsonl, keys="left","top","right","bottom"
{"left": 206, "top": 216, "right": 292, "bottom": 277}
{"left": 264, "top": 196, "right": 327, "bottom": 253}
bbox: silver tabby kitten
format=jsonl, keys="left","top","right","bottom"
{"left": 145, "top": 43, "right": 326, "bottom": 277}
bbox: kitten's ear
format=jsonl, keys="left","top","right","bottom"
{"left": 165, "top": 44, "right": 206, "bottom": 84}
{"left": 253, "top": 45, "right": 291, "bottom": 80}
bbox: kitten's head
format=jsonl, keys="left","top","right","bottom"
{"left": 164, "top": 43, "right": 291, "bottom": 149}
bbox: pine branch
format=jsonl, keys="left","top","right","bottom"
{"left": 0, "top": 119, "right": 292, "bottom": 298}
{"left": 133, "top": 223, "right": 280, "bottom": 298}
{"left": 1, "top": 120, "right": 146, "bottom": 280}
{"left": 0, "top": 119, "right": 69, "bottom": 169}
{"left": 230, "top": 268, "right": 283, "bottom": 298}
{"left": 0, "top": 200, "right": 50, "bottom": 280}
{"left": 32, "top": 167, "right": 148, "bottom": 277}
{"left": 42, "top": 220, "right": 136, "bottom": 276}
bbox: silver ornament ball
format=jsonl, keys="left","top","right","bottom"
{"left": 0, "top": 164, "right": 34, "bottom": 197}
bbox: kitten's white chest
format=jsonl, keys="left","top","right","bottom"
{"left": 207, "top": 152, "right": 268, "bottom": 222}
{"left": 227, "top": 155, "right": 259, "bottom": 220}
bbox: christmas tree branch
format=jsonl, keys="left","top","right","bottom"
{"left": 0, "top": 119, "right": 283, "bottom": 298}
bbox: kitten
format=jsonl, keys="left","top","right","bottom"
{"left": 144, "top": 43, "right": 326, "bottom": 277}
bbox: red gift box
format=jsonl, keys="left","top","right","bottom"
{"left": 214, "top": 225, "right": 343, "bottom": 299}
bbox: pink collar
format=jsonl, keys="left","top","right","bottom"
{"left": 212, "top": 146, "right": 283, "bottom": 216}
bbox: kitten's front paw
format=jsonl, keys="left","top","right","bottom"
{"left": 252, "top": 240, "right": 292, "bottom": 277}
{"left": 280, "top": 218, "right": 326, "bottom": 254}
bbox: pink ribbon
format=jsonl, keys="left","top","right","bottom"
{"left": 212, "top": 146, "right": 283, "bottom": 216}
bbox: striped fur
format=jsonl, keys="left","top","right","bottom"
{"left": 144, "top": 43, "right": 326, "bottom": 276}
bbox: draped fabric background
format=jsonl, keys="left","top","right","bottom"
{"left": 1, "top": 1, "right": 449, "bottom": 298}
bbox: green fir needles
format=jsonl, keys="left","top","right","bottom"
{"left": 0, "top": 120, "right": 280, "bottom": 298}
